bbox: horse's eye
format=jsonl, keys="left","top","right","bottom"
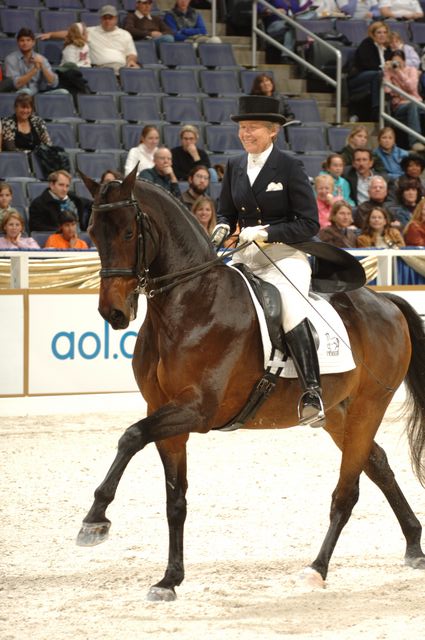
{"left": 124, "top": 228, "right": 134, "bottom": 240}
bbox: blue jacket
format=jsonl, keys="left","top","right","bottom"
{"left": 163, "top": 7, "right": 207, "bottom": 42}
{"left": 373, "top": 145, "right": 409, "bottom": 180}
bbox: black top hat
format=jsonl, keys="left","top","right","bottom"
{"left": 400, "top": 153, "right": 425, "bottom": 172}
{"left": 230, "top": 95, "right": 286, "bottom": 125}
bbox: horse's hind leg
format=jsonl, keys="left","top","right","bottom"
{"left": 364, "top": 442, "right": 425, "bottom": 569}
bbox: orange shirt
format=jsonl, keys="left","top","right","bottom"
{"left": 45, "top": 234, "right": 88, "bottom": 249}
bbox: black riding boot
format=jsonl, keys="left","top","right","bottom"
{"left": 285, "top": 319, "right": 325, "bottom": 428}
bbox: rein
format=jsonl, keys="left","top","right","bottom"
{"left": 92, "top": 196, "right": 248, "bottom": 298}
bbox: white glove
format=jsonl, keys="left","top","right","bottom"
{"left": 239, "top": 225, "right": 269, "bottom": 244}
{"left": 211, "top": 223, "right": 230, "bottom": 246}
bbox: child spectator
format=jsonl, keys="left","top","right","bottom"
{"left": 357, "top": 206, "right": 405, "bottom": 247}
{"left": 45, "top": 211, "right": 89, "bottom": 249}
{"left": 61, "top": 23, "right": 92, "bottom": 67}
{"left": 373, "top": 126, "right": 409, "bottom": 180}
{"left": 320, "top": 154, "right": 355, "bottom": 205}
{"left": 340, "top": 125, "right": 386, "bottom": 173}
{"left": 314, "top": 174, "right": 340, "bottom": 228}
{"left": 0, "top": 182, "right": 17, "bottom": 227}
{"left": 0, "top": 211, "right": 40, "bottom": 249}
{"left": 318, "top": 200, "right": 358, "bottom": 248}
{"left": 404, "top": 197, "right": 425, "bottom": 245}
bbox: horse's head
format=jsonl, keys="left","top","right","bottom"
{"left": 81, "top": 166, "right": 147, "bottom": 330}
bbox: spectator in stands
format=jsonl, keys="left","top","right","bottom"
{"left": 388, "top": 176, "right": 422, "bottom": 229}
{"left": 314, "top": 174, "right": 340, "bottom": 229}
{"left": 139, "top": 146, "right": 182, "bottom": 199}
{"left": 100, "top": 169, "right": 123, "bottom": 182}
{"left": 40, "top": 5, "right": 140, "bottom": 75}
{"left": 389, "top": 31, "right": 420, "bottom": 70}
{"left": 345, "top": 148, "right": 388, "bottom": 205}
{"left": 378, "top": 0, "right": 423, "bottom": 20}
{"left": 383, "top": 50, "right": 423, "bottom": 149}
{"left": 404, "top": 197, "right": 425, "bottom": 245}
{"left": 164, "top": 0, "right": 220, "bottom": 43}
{"left": 400, "top": 153, "right": 425, "bottom": 183}
{"left": 1, "top": 94, "right": 52, "bottom": 152}
{"left": 181, "top": 164, "right": 211, "bottom": 209}
{"left": 347, "top": 21, "right": 392, "bottom": 122}
{"left": 29, "top": 170, "right": 86, "bottom": 233}
{"left": 352, "top": 175, "right": 394, "bottom": 228}
{"left": 258, "top": 0, "right": 313, "bottom": 64}
{"left": 318, "top": 200, "right": 358, "bottom": 248}
{"left": 0, "top": 182, "right": 18, "bottom": 227}
{"left": 61, "top": 23, "right": 92, "bottom": 68}
{"left": 191, "top": 195, "right": 217, "bottom": 234}
{"left": 171, "top": 124, "right": 215, "bottom": 182}
{"left": 124, "top": 125, "right": 160, "bottom": 176}
{"left": 124, "top": 0, "right": 174, "bottom": 50}
{"left": 250, "top": 73, "right": 297, "bottom": 124}
{"left": 4, "top": 28, "right": 61, "bottom": 95}
{"left": 339, "top": 0, "right": 380, "bottom": 19}
{"left": 373, "top": 126, "right": 409, "bottom": 180}
{"left": 45, "top": 211, "right": 89, "bottom": 249}
{"left": 339, "top": 125, "right": 385, "bottom": 174}
{"left": 320, "top": 154, "right": 355, "bottom": 206}
{"left": 356, "top": 206, "right": 405, "bottom": 247}
{"left": 0, "top": 211, "right": 40, "bottom": 249}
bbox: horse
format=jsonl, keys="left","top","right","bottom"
{"left": 76, "top": 167, "right": 425, "bottom": 601}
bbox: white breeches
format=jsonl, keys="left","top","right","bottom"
{"left": 232, "top": 243, "right": 312, "bottom": 332}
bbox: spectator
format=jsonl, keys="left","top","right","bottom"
{"left": 345, "top": 148, "right": 387, "bottom": 205}
{"left": 356, "top": 206, "right": 405, "bottom": 247}
{"left": 4, "top": 28, "right": 61, "bottom": 95}
{"left": 164, "top": 0, "right": 220, "bottom": 43}
{"left": 181, "top": 164, "right": 211, "bottom": 209}
{"left": 250, "top": 73, "right": 297, "bottom": 124}
{"left": 0, "top": 211, "right": 40, "bottom": 249}
{"left": 124, "top": 125, "right": 160, "bottom": 176}
{"left": 29, "top": 170, "right": 86, "bottom": 233}
{"left": 314, "top": 174, "right": 340, "bottom": 228}
{"left": 191, "top": 195, "right": 217, "bottom": 234}
{"left": 353, "top": 175, "right": 393, "bottom": 228}
{"left": 171, "top": 124, "right": 215, "bottom": 182}
{"left": 373, "top": 126, "right": 409, "bottom": 180}
{"left": 61, "top": 23, "right": 92, "bottom": 68}
{"left": 339, "top": 125, "right": 385, "bottom": 174}
{"left": 139, "top": 147, "right": 182, "bottom": 199}
{"left": 2, "top": 93, "right": 52, "bottom": 152}
{"left": 100, "top": 169, "right": 123, "bottom": 182}
{"left": 123, "top": 0, "right": 174, "bottom": 51}
{"left": 45, "top": 211, "right": 89, "bottom": 249}
{"left": 339, "top": 0, "right": 380, "bottom": 18}
{"left": 378, "top": 0, "right": 423, "bottom": 20}
{"left": 40, "top": 5, "right": 140, "bottom": 75}
{"left": 258, "top": 0, "right": 314, "bottom": 64}
{"left": 388, "top": 176, "right": 422, "bottom": 229}
{"left": 0, "top": 182, "right": 18, "bottom": 227}
{"left": 318, "top": 200, "right": 358, "bottom": 248}
{"left": 383, "top": 49, "right": 423, "bottom": 149}
{"left": 389, "top": 31, "right": 420, "bottom": 69}
{"left": 404, "top": 197, "right": 425, "bottom": 245}
{"left": 388, "top": 152, "right": 425, "bottom": 198}
{"left": 320, "top": 153, "right": 355, "bottom": 205}
{"left": 347, "top": 21, "right": 392, "bottom": 122}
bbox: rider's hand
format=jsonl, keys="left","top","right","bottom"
{"left": 211, "top": 223, "right": 230, "bottom": 246}
{"left": 239, "top": 225, "right": 269, "bottom": 244}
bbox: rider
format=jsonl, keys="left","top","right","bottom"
{"left": 214, "top": 95, "right": 326, "bottom": 427}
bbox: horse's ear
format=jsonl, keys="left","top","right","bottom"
{"left": 121, "top": 164, "right": 139, "bottom": 197}
{"left": 78, "top": 169, "right": 100, "bottom": 199}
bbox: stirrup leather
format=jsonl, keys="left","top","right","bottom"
{"left": 297, "top": 390, "right": 326, "bottom": 428}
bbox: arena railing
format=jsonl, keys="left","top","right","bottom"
{"left": 379, "top": 79, "right": 425, "bottom": 146}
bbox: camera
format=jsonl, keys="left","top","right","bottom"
{"left": 391, "top": 61, "right": 400, "bottom": 69}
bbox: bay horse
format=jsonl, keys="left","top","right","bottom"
{"left": 77, "top": 167, "right": 425, "bottom": 601}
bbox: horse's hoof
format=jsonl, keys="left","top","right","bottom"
{"left": 146, "top": 586, "right": 177, "bottom": 602}
{"left": 405, "top": 555, "right": 425, "bottom": 569}
{"left": 76, "top": 521, "right": 111, "bottom": 547}
{"left": 294, "top": 567, "right": 326, "bottom": 589}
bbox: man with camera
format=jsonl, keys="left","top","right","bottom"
{"left": 384, "top": 49, "right": 423, "bottom": 149}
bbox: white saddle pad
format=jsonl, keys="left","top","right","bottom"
{"left": 231, "top": 266, "right": 356, "bottom": 379}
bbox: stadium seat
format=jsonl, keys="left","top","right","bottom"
{"left": 119, "top": 68, "right": 162, "bottom": 95}
{"left": 205, "top": 124, "right": 242, "bottom": 153}
{"left": 239, "top": 69, "right": 274, "bottom": 94}
{"left": 5, "top": 0, "right": 41, "bottom": 6}
{"left": 410, "top": 22, "right": 425, "bottom": 45}
{"left": 5, "top": 181, "right": 28, "bottom": 210}
{"left": 73, "top": 179, "right": 93, "bottom": 202}
{"left": 122, "top": 123, "right": 148, "bottom": 150}
{"left": 197, "top": 43, "right": 239, "bottom": 69}
{"left": 39, "top": 9, "right": 78, "bottom": 33}
{"left": 286, "top": 126, "right": 328, "bottom": 153}
{"left": 75, "top": 152, "right": 122, "bottom": 181}
{"left": 78, "top": 123, "right": 121, "bottom": 151}
{"left": 162, "top": 96, "right": 203, "bottom": 124}
{"left": 0, "top": 153, "right": 33, "bottom": 180}
{"left": 159, "top": 42, "right": 200, "bottom": 68}
{"left": 160, "top": 68, "right": 203, "bottom": 95}
{"left": 385, "top": 20, "right": 412, "bottom": 43}
{"left": 27, "top": 182, "right": 49, "bottom": 201}
{"left": 80, "top": 67, "right": 122, "bottom": 94}
{"left": 135, "top": 40, "right": 163, "bottom": 67}
{"left": 199, "top": 69, "right": 242, "bottom": 96}
{"left": 294, "top": 18, "right": 334, "bottom": 42}
{"left": 44, "top": 0, "right": 82, "bottom": 7}
{"left": 78, "top": 10, "right": 101, "bottom": 27}
{"left": 286, "top": 98, "right": 322, "bottom": 124}
{"left": 30, "top": 232, "right": 50, "bottom": 248}
{"left": 327, "top": 126, "right": 351, "bottom": 152}
{"left": 46, "top": 122, "right": 78, "bottom": 149}
{"left": 36, "top": 39, "right": 64, "bottom": 66}
{"left": 296, "top": 153, "right": 328, "bottom": 178}
{"left": 202, "top": 96, "right": 239, "bottom": 124}
{"left": 34, "top": 93, "right": 80, "bottom": 121}
{"left": 0, "top": 37, "right": 17, "bottom": 61}
{"left": 334, "top": 19, "right": 368, "bottom": 45}
{"left": 120, "top": 95, "right": 162, "bottom": 123}
{"left": 0, "top": 8, "right": 39, "bottom": 35}
{"left": 77, "top": 94, "right": 120, "bottom": 121}
{"left": 0, "top": 93, "right": 16, "bottom": 118}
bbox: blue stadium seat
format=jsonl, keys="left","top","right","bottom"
{"left": 297, "top": 154, "right": 328, "bottom": 178}
{"left": 77, "top": 94, "right": 120, "bottom": 121}
{"left": 294, "top": 18, "right": 334, "bottom": 42}
{"left": 205, "top": 124, "right": 242, "bottom": 153}
{"left": 0, "top": 153, "right": 33, "bottom": 180}
{"left": 385, "top": 20, "right": 412, "bottom": 43}
{"left": 119, "top": 68, "right": 163, "bottom": 95}
{"left": 75, "top": 152, "right": 122, "bottom": 181}
{"left": 34, "top": 93, "right": 81, "bottom": 121}
{"left": 135, "top": 40, "right": 163, "bottom": 67}
{"left": 327, "top": 126, "right": 351, "bottom": 152}
{"left": 0, "top": 93, "right": 16, "bottom": 118}
{"left": 39, "top": 9, "right": 78, "bottom": 33}
{"left": 334, "top": 19, "right": 368, "bottom": 45}
{"left": 197, "top": 43, "right": 239, "bottom": 69}
{"left": 199, "top": 69, "right": 242, "bottom": 96}
{"left": 239, "top": 69, "right": 274, "bottom": 94}
{"left": 120, "top": 95, "right": 162, "bottom": 123}
{"left": 0, "top": 8, "right": 39, "bottom": 35}
{"left": 410, "top": 22, "right": 425, "bottom": 45}
{"left": 202, "top": 96, "right": 239, "bottom": 124}
{"left": 160, "top": 68, "right": 203, "bottom": 95}
{"left": 5, "top": 181, "right": 28, "bottom": 209}
{"left": 286, "top": 98, "right": 322, "bottom": 124}
{"left": 0, "top": 37, "right": 17, "bottom": 61}
{"left": 82, "top": 0, "right": 119, "bottom": 9}
{"left": 159, "top": 42, "right": 200, "bottom": 68}
{"left": 286, "top": 126, "right": 328, "bottom": 153}
{"left": 5, "top": 0, "right": 41, "bottom": 6}
{"left": 44, "top": 0, "right": 82, "bottom": 7}
{"left": 162, "top": 96, "right": 203, "bottom": 124}
{"left": 78, "top": 10, "right": 101, "bottom": 27}
{"left": 78, "top": 123, "right": 121, "bottom": 151}
{"left": 46, "top": 122, "right": 78, "bottom": 149}
{"left": 122, "top": 124, "right": 148, "bottom": 150}
{"left": 27, "top": 182, "right": 49, "bottom": 202}
{"left": 30, "top": 232, "right": 51, "bottom": 248}
{"left": 73, "top": 179, "right": 93, "bottom": 202}
{"left": 80, "top": 67, "right": 122, "bottom": 94}
{"left": 36, "top": 39, "right": 64, "bottom": 66}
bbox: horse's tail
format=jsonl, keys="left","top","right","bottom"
{"left": 383, "top": 292, "right": 425, "bottom": 486}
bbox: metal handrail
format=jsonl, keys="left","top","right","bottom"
{"left": 251, "top": 0, "right": 343, "bottom": 123}
{"left": 379, "top": 78, "right": 425, "bottom": 144}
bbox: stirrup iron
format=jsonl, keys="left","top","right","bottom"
{"left": 298, "top": 390, "right": 326, "bottom": 428}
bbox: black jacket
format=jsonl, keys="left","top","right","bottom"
{"left": 29, "top": 188, "right": 86, "bottom": 233}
